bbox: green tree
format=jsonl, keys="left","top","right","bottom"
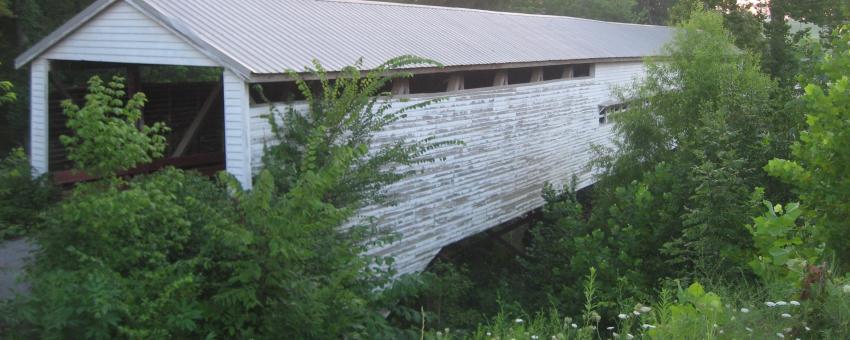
{"left": 670, "top": 0, "right": 766, "bottom": 53}
{"left": 766, "top": 26, "right": 850, "bottom": 270}
{"left": 59, "top": 76, "right": 168, "bottom": 178}
{"left": 0, "top": 0, "right": 96, "bottom": 154}
{"left": 760, "top": 0, "right": 848, "bottom": 85}
{"left": 634, "top": 0, "right": 677, "bottom": 24}
{"left": 591, "top": 9, "right": 783, "bottom": 280}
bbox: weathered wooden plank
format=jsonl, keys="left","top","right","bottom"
{"left": 249, "top": 61, "right": 648, "bottom": 275}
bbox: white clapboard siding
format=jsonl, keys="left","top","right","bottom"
{"left": 250, "top": 61, "right": 648, "bottom": 275}
{"left": 43, "top": 1, "right": 216, "bottom": 67}
{"left": 30, "top": 59, "right": 50, "bottom": 175}
{"left": 224, "top": 70, "right": 253, "bottom": 190}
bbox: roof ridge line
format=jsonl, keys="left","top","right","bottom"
{"left": 317, "top": 0, "right": 670, "bottom": 28}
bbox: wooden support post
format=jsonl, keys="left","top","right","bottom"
{"left": 223, "top": 70, "right": 253, "bottom": 190}
{"left": 530, "top": 67, "right": 544, "bottom": 82}
{"left": 392, "top": 78, "right": 410, "bottom": 95}
{"left": 30, "top": 59, "right": 50, "bottom": 175}
{"left": 172, "top": 83, "right": 222, "bottom": 157}
{"left": 493, "top": 70, "right": 509, "bottom": 86}
{"left": 447, "top": 74, "right": 465, "bottom": 92}
{"left": 562, "top": 65, "right": 574, "bottom": 79}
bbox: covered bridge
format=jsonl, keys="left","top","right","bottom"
{"left": 15, "top": 0, "right": 674, "bottom": 275}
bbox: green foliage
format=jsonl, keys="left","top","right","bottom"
{"left": 427, "top": 268, "right": 605, "bottom": 340}
{"left": 766, "top": 26, "right": 850, "bottom": 270}
{"left": 647, "top": 283, "right": 724, "bottom": 339}
{"left": 60, "top": 76, "right": 168, "bottom": 177}
{"left": 521, "top": 182, "right": 666, "bottom": 317}
{"left": 0, "top": 79, "right": 14, "bottom": 105}
{"left": 407, "top": 263, "right": 479, "bottom": 331}
{"left": 7, "top": 169, "right": 248, "bottom": 339}
{"left": 591, "top": 9, "right": 785, "bottom": 279}
{"left": 533, "top": 0, "right": 638, "bottom": 23}
{"left": 7, "top": 57, "right": 454, "bottom": 339}
{"left": 0, "top": 148, "right": 54, "bottom": 239}
{"left": 262, "top": 55, "right": 458, "bottom": 208}
{"left": 746, "top": 201, "right": 823, "bottom": 293}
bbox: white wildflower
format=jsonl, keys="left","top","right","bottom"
{"left": 632, "top": 311, "right": 641, "bottom": 316}
{"left": 642, "top": 324, "right": 656, "bottom": 330}
{"left": 531, "top": 336, "right": 539, "bottom": 340}
{"left": 777, "top": 333, "right": 785, "bottom": 338}
{"left": 612, "top": 332, "right": 620, "bottom": 338}
{"left": 781, "top": 313, "right": 792, "bottom": 318}
{"left": 790, "top": 301, "right": 800, "bottom": 306}
{"left": 784, "top": 328, "right": 793, "bottom": 333}
{"left": 607, "top": 327, "right": 615, "bottom": 331}
{"left": 746, "top": 327, "right": 753, "bottom": 332}
{"left": 805, "top": 326, "right": 811, "bottom": 331}
{"left": 486, "top": 332, "right": 492, "bottom": 336}
{"left": 515, "top": 318, "right": 524, "bottom": 324}
{"left": 740, "top": 308, "right": 751, "bottom": 313}
{"left": 731, "top": 316, "right": 736, "bottom": 321}
{"left": 571, "top": 323, "right": 578, "bottom": 329}
{"left": 766, "top": 301, "right": 777, "bottom": 307}
{"left": 639, "top": 306, "right": 652, "bottom": 313}
{"left": 618, "top": 313, "right": 628, "bottom": 320}
{"left": 844, "top": 285, "right": 850, "bottom": 294}
{"left": 627, "top": 334, "right": 635, "bottom": 340}
{"left": 776, "top": 301, "right": 788, "bottom": 306}
{"left": 436, "top": 332, "right": 443, "bottom": 337}
{"left": 719, "top": 329, "right": 724, "bottom": 334}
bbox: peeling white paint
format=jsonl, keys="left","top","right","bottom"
{"left": 250, "top": 61, "right": 647, "bottom": 275}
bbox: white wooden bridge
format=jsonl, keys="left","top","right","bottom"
{"left": 15, "top": 0, "right": 673, "bottom": 275}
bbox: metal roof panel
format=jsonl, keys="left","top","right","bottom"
{"left": 18, "top": 0, "right": 675, "bottom": 77}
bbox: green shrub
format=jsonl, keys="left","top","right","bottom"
{"left": 429, "top": 279, "right": 850, "bottom": 339}
{"left": 746, "top": 201, "right": 824, "bottom": 294}
{"left": 260, "top": 56, "right": 454, "bottom": 206}
{"left": 588, "top": 9, "right": 786, "bottom": 283}
{"left": 0, "top": 148, "right": 55, "bottom": 239}
{"left": 10, "top": 169, "right": 249, "bottom": 339}
{"left": 60, "top": 75, "right": 168, "bottom": 178}
{"left": 766, "top": 25, "right": 850, "bottom": 271}
{"left": 7, "top": 57, "right": 455, "bottom": 339}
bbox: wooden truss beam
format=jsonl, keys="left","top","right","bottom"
{"left": 172, "top": 84, "right": 222, "bottom": 157}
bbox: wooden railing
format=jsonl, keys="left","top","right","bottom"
{"left": 52, "top": 152, "right": 226, "bottom": 185}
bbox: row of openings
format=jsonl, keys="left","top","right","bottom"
{"left": 250, "top": 63, "right": 594, "bottom": 104}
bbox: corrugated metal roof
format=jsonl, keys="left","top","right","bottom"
{"left": 17, "top": 0, "right": 675, "bottom": 78}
